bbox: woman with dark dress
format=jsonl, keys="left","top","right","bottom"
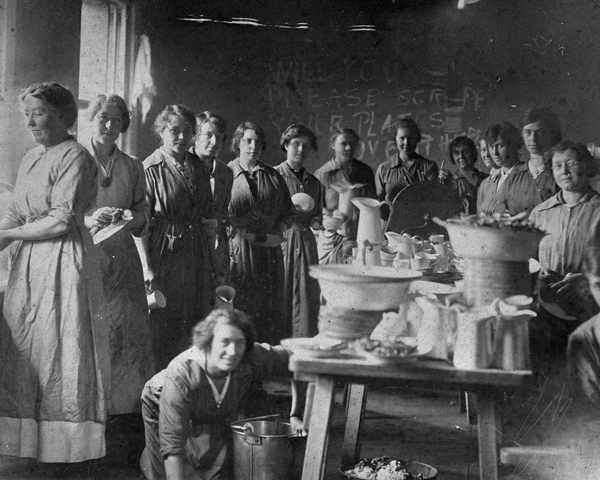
{"left": 275, "top": 124, "right": 323, "bottom": 338}
{"left": 84, "top": 94, "right": 155, "bottom": 415}
{"left": 135, "top": 104, "right": 217, "bottom": 370}
{"left": 315, "top": 128, "right": 376, "bottom": 265}
{"left": 227, "top": 122, "right": 294, "bottom": 344}
{"left": 140, "top": 309, "right": 304, "bottom": 480}
{"left": 190, "top": 111, "right": 233, "bottom": 284}
{"left": 375, "top": 118, "right": 439, "bottom": 203}
{"left": 520, "top": 107, "right": 560, "bottom": 200}
{"left": 446, "top": 136, "right": 488, "bottom": 214}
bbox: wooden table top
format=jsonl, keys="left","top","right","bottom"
{"left": 289, "top": 354, "right": 535, "bottom": 390}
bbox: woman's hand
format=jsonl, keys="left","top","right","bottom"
{"left": 290, "top": 415, "right": 306, "bottom": 435}
{"left": 550, "top": 273, "right": 587, "bottom": 305}
{"left": 91, "top": 206, "right": 122, "bottom": 228}
{"left": 144, "top": 270, "right": 157, "bottom": 293}
{"left": 438, "top": 169, "right": 451, "bottom": 183}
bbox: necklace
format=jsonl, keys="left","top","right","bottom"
{"left": 92, "top": 143, "right": 116, "bottom": 188}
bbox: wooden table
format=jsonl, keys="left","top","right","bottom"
{"left": 289, "top": 355, "right": 534, "bottom": 480}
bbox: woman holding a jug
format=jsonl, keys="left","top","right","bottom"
{"left": 139, "top": 308, "right": 304, "bottom": 480}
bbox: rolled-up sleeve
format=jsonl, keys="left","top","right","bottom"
{"left": 49, "top": 148, "right": 98, "bottom": 226}
{"left": 159, "top": 373, "right": 194, "bottom": 458}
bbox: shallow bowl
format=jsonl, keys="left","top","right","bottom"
{"left": 309, "top": 265, "right": 422, "bottom": 311}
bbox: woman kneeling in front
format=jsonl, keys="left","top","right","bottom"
{"left": 139, "top": 308, "right": 303, "bottom": 480}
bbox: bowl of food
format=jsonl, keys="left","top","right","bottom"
{"left": 340, "top": 456, "right": 438, "bottom": 479}
{"left": 350, "top": 336, "right": 430, "bottom": 365}
{"left": 435, "top": 214, "right": 545, "bottom": 262}
{"left": 309, "top": 265, "right": 422, "bottom": 311}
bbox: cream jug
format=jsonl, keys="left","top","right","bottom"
{"left": 453, "top": 305, "right": 495, "bottom": 370}
{"left": 492, "top": 296, "right": 536, "bottom": 370}
{"left": 385, "top": 231, "right": 423, "bottom": 259}
{"left": 331, "top": 183, "right": 362, "bottom": 218}
{"left": 415, "top": 296, "right": 460, "bottom": 362}
{"left": 352, "top": 197, "right": 393, "bottom": 247}
{"left": 215, "top": 285, "right": 236, "bottom": 310}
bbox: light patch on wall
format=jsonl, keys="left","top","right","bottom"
{"left": 179, "top": 15, "right": 376, "bottom": 32}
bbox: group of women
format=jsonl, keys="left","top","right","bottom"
{"left": 3, "top": 80, "right": 600, "bottom": 477}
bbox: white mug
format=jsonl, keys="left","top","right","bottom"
{"left": 147, "top": 290, "right": 166, "bottom": 310}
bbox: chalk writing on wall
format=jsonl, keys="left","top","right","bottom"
{"left": 259, "top": 58, "right": 485, "bottom": 167}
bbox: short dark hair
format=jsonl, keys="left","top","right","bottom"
{"left": 195, "top": 111, "right": 227, "bottom": 140}
{"left": 328, "top": 128, "right": 360, "bottom": 150}
{"left": 192, "top": 308, "right": 256, "bottom": 354}
{"left": 19, "top": 82, "right": 78, "bottom": 128}
{"left": 448, "top": 136, "right": 478, "bottom": 165}
{"left": 280, "top": 124, "right": 318, "bottom": 152}
{"left": 152, "top": 104, "right": 196, "bottom": 140}
{"left": 550, "top": 140, "right": 598, "bottom": 178}
{"left": 231, "top": 121, "right": 267, "bottom": 154}
{"left": 87, "top": 94, "right": 131, "bottom": 133}
{"left": 484, "top": 122, "right": 523, "bottom": 151}
{"left": 397, "top": 118, "right": 422, "bottom": 143}
{"left": 520, "top": 107, "right": 562, "bottom": 146}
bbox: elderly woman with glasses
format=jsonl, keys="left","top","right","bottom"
{"left": 529, "top": 141, "right": 600, "bottom": 374}
{"left": 135, "top": 104, "right": 217, "bottom": 370}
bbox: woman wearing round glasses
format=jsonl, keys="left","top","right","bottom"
{"left": 529, "top": 141, "right": 600, "bottom": 374}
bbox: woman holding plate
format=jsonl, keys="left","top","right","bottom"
{"left": 227, "top": 121, "right": 294, "bottom": 344}
{"left": 275, "top": 124, "right": 323, "bottom": 338}
{"left": 85, "top": 94, "right": 155, "bottom": 415}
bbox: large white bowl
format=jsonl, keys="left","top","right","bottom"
{"left": 443, "top": 222, "right": 545, "bottom": 262}
{"left": 309, "top": 265, "right": 422, "bottom": 311}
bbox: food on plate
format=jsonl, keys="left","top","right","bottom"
{"left": 343, "top": 457, "right": 426, "bottom": 480}
{"left": 446, "top": 212, "right": 544, "bottom": 233}
{"left": 352, "top": 337, "right": 417, "bottom": 358}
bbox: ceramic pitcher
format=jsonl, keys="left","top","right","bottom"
{"left": 415, "top": 296, "right": 460, "bottom": 362}
{"left": 492, "top": 296, "right": 536, "bottom": 370}
{"left": 352, "top": 197, "right": 393, "bottom": 247}
{"left": 453, "top": 305, "right": 495, "bottom": 370}
{"left": 385, "top": 231, "right": 423, "bottom": 258}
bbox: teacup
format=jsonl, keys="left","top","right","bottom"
{"left": 147, "top": 290, "right": 166, "bottom": 310}
{"left": 410, "top": 256, "right": 429, "bottom": 270}
{"left": 429, "top": 234, "right": 445, "bottom": 245}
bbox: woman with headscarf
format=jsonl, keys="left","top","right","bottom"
{"left": 275, "top": 124, "right": 323, "bottom": 338}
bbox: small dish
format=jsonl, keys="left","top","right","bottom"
{"left": 93, "top": 217, "right": 132, "bottom": 244}
{"left": 352, "top": 337, "right": 431, "bottom": 365}
{"left": 291, "top": 193, "right": 315, "bottom": 213}
{"left": 281, "top": 337, "right": 347, "bottom": 358}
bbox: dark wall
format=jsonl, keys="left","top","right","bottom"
{"left": 137, "top": 0, "right": 600, "bottom": 173}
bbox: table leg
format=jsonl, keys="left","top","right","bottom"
{"left": 301, "top": 375, "right": 335, "bottom": 480}
{"left": 341, "top": 383, "right": 367, "bottom": 465}
{"left": 477, "top": 393, "right": 500, "bottom": 480}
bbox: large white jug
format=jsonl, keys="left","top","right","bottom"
{"left": 453, "top": 305, "right": 495, "bottom": 370}
{"left": 352, "top": 197, "right": 393, "bottom": 247}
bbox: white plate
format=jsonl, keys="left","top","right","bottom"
{"left": 281, "top": 337, "right": 346, "bottom": 358}
{"left": 354, "top": 337, "right": 432, "bottom": 365}
{"left": 409, "top": 280, "right": 462, "bottom": 296}
{"left": 92, "top": 217, "right": 131, "bottom": 244}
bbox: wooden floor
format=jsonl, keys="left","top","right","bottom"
{"left": 1, "top": 376, "right": 599, "bottom": 479}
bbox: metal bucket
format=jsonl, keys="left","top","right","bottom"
{"left": 231, "top": 414, "right": 305, "bottom": 480}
